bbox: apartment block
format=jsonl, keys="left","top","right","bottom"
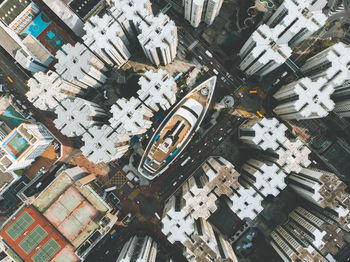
{"left": 276, "top": 140, "right": 311, "bottom": 173}
{"left": 266, "top": 0, "right": 327, "bottom": 47}
{"left": 270, "top": 206, "right": 345, "bottom": 261}
{"left": 273, "top": 77, "right": 335, "bottom": 120}
{"left": 161, "top": 192, "right": 195, "bottom": 244}
{"left": 238, "top": 24, "right": 292, "bottom": 77}
{"left": 239, "top": 117, "right": 288, "bottom": 151}
{"left": 109, "top": 97, "right": 154, "bottom": 135}
{"left": 55, "top": 43, "right": 107, "bottom": 89}
{"left": 54, "top": 98, "right": 107, "bottom": 137}
{"left": 241, "top": 159, "right": 287, "bottom": 197}
{"left": 26, "top": 71, "right": 67, "bottom": 111}
{"left": 226, "top": 185, "right": 264, "bottom": 221}
{"left": 137, "top": 69, "right": 177, "bottom": 111}
{"left": 110, "top": 0, "right": 152, "bottom": 41}
{"left": 83, "top": 14, "right": 131, "bottom": 68}
{"left": 0, "top": 123, "right": 53, "bottom": 172}
{"left": 289, "top": 168, "right": 350, "bottom": 232}
{"left": 116, "top": 235, "right": 158, "bottom": 262}
{"left": 183, "top": 218, "right": 237, "bottom": 262}
{"left": 138, "top": 13, "right": 177, "bottom": 66}
{"left": 81, "top": 125, "right": 130, "bottom": 164}
{"left": 183, "top": 0, "right": 224, "bottom": 28}
{"left": 182, "top": 175, "right": 218, "bottom": 220}
{"left": 300, "top": 43, "right": 350, "bottom": 86}
{"left": 331, "top": 80, "right": 350, "bottom": 117}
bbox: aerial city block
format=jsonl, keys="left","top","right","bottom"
{"left": 0, "top": 0, "right": 349, "bottom": 261}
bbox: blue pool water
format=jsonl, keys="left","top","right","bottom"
{"left": 21, "top": 13, "right": 51, "bottom": 38}
{"left": 47, "top": 31, "right": 55, "bottom": 39}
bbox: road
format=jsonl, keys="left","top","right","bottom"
{"left": 86, "top": 113, "right": 243, "bottom": 262}
{"left": 177, "top": 28, "right": 243, "bottom": 92}
{"left": 0, "top": 46, "right": 31, "bottom": 96}
{"left": 156, "top": 114, "right": 244, "bottom": 200}
{"left": 154, "top": 0, "right": 245, "bottom": 92}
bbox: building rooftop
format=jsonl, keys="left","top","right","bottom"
{"left": 161, "top": 194, "right": 194, "bottom": 244}
{"left": 41, "top": 0, "right": 85, "bottom": 37}
{"left": 276, "top": 139, "right": 311, "bottom": 173}
{"left": 240, "top": 24, "right": 292, "bottom": 65}
{"left": 241, "top": 159, "right": 287, "bottom": 197}
{"left": 109, "top": 97, "right": 153, "bottom": 135}
{"left": 83, "top": 13, "right": 124, "bottom": 51}
{"left": 273, "top": 77, "right": 335, "bottom": 120}
{"left": 0, "top": 206, "right": 79, "bottom": 262}
{"left": 239, "top": 117, "right": 288, "bottom": 151}
{"left": 80, "top": 124, "right": 130, "bottom": 164}
{"left": 182, "top": 177, "right": 218, "bottom": 220}
{"left": 138, "top": 13, "right": 177, "bottom": 54}
{"left": 0, "top": 24, "right": 22, "bottom": 59}
{"left": 32, "top": 167, "right": 109, "bottom": 248}
{"left": 110, "top": 0, "right": 152, "bottom": 28}
{"left": 69, "top": 0, "right": 104, "bottom": 20}
{"left": 227, "top": 186, "right": 264, "bottom": 220}
{"left": 269, "top": 0, "right": 327, "bottom": 46}
{"left": 137, "top": 69, "right": 177, "bottom": 111}
{"left": 55, "top": 43, "right": 107, "bottom": 88}
{"left": 0, "top": 0, "right": 31, "bottom": 26}
{"left": 54, "top": 98, "right": 106, "bottom": 137}
{"left": 201, "top": 157, "right": 240, "bottom": 197}
{"left": 26, "top": 71, "right": 66, "bottom": 111}
{"left": 301, "top": 43, "right": 350, "bottom": 86}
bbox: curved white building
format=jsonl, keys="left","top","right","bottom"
{"left": 138, "top": 77, "right": 216, "bottom": 180}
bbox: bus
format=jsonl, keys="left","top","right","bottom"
{"left": 180, "top": 156, "right": 191, "bottom": 166}
{"left": 205, "top": 50, "right": 213, "bottom": 58}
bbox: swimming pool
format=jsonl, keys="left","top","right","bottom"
{"left": 20, "top": 13, "right": 51, "bottom": 38}
{"left": 2, "top": 131, "right": 30, "bottom": 159}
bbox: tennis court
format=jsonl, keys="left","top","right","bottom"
{"left": 6, "top": 212, "right": 34, "bottom": 241}
{"left": 32, "top": 239, "right": 60, "bottom": 262}
{"left": 19, "top": 225, "right": 47, "bottom": 254}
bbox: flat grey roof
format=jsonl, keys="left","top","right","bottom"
{"left": 0, "top": 0, "right": 31, "bottom": 26}
{"left": 0, "top": 25, "right": 22, "bottom": 58}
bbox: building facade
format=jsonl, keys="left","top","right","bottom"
{"left": 0, "top": 123, "right": 53, "bottom": 172}
{"left": 183, "top": 0, "right": 224, "bottom": 28}
{"left": 238, "top": 24, "right": 292, "bottom": 77}
{"left": 116, "top": 235, "right": 158, "bottom": 262}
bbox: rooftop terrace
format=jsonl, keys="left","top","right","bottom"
{"left": 33, "top": 169, "right": 109, "bottom": 248}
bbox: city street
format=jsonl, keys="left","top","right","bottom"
{"left": 0, "top": 47, "right": 31, "bottom": 96}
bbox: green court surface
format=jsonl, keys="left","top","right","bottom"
{"left": 43, "top": 28, "right": 68, "bottom": 52}
{"left": 6, "top": 212, "right": 34, "bottom": 240}
{"left": 32, "top": 239, "right": 60, "bottom": 262}
{"left": 19, "top": 225, "right": 47, "bottom": 254}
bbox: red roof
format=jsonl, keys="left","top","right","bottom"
{"left": 0, "top": 206, "right": 72, "bottom": 262}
